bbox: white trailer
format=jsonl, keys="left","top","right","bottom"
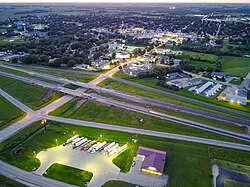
{"left": 63, "top": 135, "right": 79, "bottom": 146}
{"left": 80, "top": 140, "right": 92, "bottom": 151}
{"left": 73, "top": 138, "right": 88, "bottom": 149}
{"left": 107, "top": 143, "right": 118, "bottom": 154}
{"left": 72, "top": 137, "right": 84, "bottom": 146}
{"left": 104, "top": 142, "right": 115, "bottom": 151}
{"left": 108, "top": 149, "right": 116, "bottom": 157}
{"left": 94, "top": 141, "right": 107, "bottom": 151}
{"left": 117, "top": 144, "right": 127, "bottom": 154}
{"left": 88, "top": 143, "right": 98, "bottom": 153}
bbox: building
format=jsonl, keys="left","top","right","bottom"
{"left": 225, "top": 87, "right": 248, "bottom": 105}
{"left": 196, "top": 81, "right": 214, "bottom": 94}
{"left": 137, "top": 146, "right": 166, "bottom": 176}
{"left": 211, "top": 71, "right": 227, "bottom": 80}
{"left": 16, "top": 21, "right": 26, "bottom": 31}
{"left": 187, "top": 78, "right": 202, "bottom": 86}
{"left": 166, "top": 72, "right": 183, "bottom": 79}
{"left": 116, "top": 51, "right": 130, "bottom": 59}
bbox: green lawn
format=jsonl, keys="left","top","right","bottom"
{"left": 224, "top": 179, "right": 250, "bottom": 187}
{"left": 44, "top": 163, "right": 93, "bottom": 186}
{"left": 0, "top": 173, "right": 28, "bottom": 187}
{"left": 184, "top": 51, "right": 218, "bottom": 62}
{"left": 1, "top": 121, "right": 250, "bottom": 187}
{"left": 229, "top": 79, "right": 243, "bottom": 85}
{"left": 0, "top": 95, "right": 26, "bottom": 130}
{"left": 0, "top": 75, "right": 63, "bottom": 110}
{"left": 103, "top": 181, "right": 137, "bottom": 187}
{"left": 221, "top": 56, "right": 250, "bottom": 77}
{"left": 190, "top": 60, "right": 216, "bottom": 70}
{"left": 49, "top": 99, "right": 249, "bottom": 144}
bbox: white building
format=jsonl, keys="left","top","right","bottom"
{"left": 225, "top": 87, "right": 248, "bottom": 105}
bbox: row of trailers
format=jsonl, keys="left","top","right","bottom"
{"left": 63, "top": 135, "right": 127, "bottom": 157}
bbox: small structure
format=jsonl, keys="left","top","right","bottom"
{"left": 137, "top": 146, "right": 166, "bottom": 176}
{"left": 166, "top": 72, "right": 183, "bottom": 79}
{"left": 187, "top": 78, "right": 202, "bottom": 86}
{"left": 211, "top": 72, "right": 227, "bottom": 80}
{"left": 116, "top": 51, "right": 130, "bottom": 59}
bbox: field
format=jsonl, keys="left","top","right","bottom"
{"left": 1, "top": 121, "right": 250, "bottom": 187}
{"left": 0, "top": 95, "right": 26, "bottom": 130}
{"left": 17, "top": 66, "right": 97, "bottom": 83}
{"left": 43, "top": 163, "right": 93, "bottom": 186}
{"left": 221, "top": 56, "right": 250, "bottom": 77}
{"left": 0, "top": 35, "right": 26, "bottom": 45}
{"left": 184, "top": 51, "right": 218, "bottom": 62}
{"left": 103, "top": 181, "right": 137, "bottom": 187}
{"left": 224, "top": 179, "right": 250, "bottom": 187}
{"left": 113, "top": 71, "right": 250, "bottom": 116}
{"left": 190, "top": 60, "right": 216, "bottom": 70}
{"left": 0, "top": 75, "right": 62, "bottom": 110}
{"left": 0, "top": 173, "right": 28, "bottom": 187}
{"left": 49, "top": 99, "right": 248, "bottom": 144}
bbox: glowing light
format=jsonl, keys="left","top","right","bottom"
{"left": 230, "top": 99, "right": 234, "bottom": 103}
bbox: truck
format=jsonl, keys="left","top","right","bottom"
{"left": 107, "top": 143, "right": 118, "bottom": 154}
{"left": 71, "top": 137, "right": 83, "bottom": 145}
{"left": 72, "top": 137, "right": 84, "bottom": 146}
{"left": 80, "top": 140, "right": 92, "bottom": 151}
{"left": 84, "top": 140, "right": 97, "bottom": 151}
{"left": 94, "top": 141, "right": 107, "bottom": 152}
{"left": 104, "top": 142, "right": 115, "bottom": 152}
{"left": 88, "top": 143, "right": 98, "bottom": 153}
{"left": 117, "top": 144, "right": 127, "bottom": 154}
{"left": 73, "top": 138, "right": 88, "bottom": 149}
{"left": 63, "top": 135, "right": 79, "bottom": 146}
{"left": 108, "top": 149, "right": 116, "bottom": 157}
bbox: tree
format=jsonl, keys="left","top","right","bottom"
{"left": 11, "top": 57, "right": 18, "bottom": 63}
{"left": 111, "top": 52, "right": 116, "bottom": 59}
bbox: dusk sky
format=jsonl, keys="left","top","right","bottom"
{"left": 0, "top": 0, "right": 249, "bottom": 3}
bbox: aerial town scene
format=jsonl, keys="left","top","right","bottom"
{"left": 0, "top": 1, "right": 249, "bottom": 187}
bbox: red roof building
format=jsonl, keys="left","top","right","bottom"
{"left": 137, "top": 146, "right": 166, "bottom": 176}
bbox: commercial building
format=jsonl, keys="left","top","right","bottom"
{"left": 196, "top": 81, "right": 213, "bottom": 94}
{"left": 137, "top": 146, "right": 166, "bottom": 176}
{"left": 211, "top": 71, "right": 227, "bottom": 80}
{"left": 225, "top": 87, "right": 248, "bottom": 105}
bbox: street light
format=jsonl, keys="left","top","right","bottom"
{"left": 55, "top": 139, "right": 58, "bottom": 146}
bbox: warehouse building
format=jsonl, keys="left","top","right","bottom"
{"left": 137, "top": 146, "right": 166, "bottom": 176}
{"left": 225, "top": 87, "right": 248, "bottom": 105}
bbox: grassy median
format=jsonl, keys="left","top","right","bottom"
{"left": 44, "top": 163, "right": 93, "bottom": 186}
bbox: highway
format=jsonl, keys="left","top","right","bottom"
{"left": 1, "top": 64, "right": 250, "bottom": 127}
{"left": 111, "top": 77, "right": 250, "bottom": 120}
{"left": 46, "top": 115, "right": 250, "bottom": 152}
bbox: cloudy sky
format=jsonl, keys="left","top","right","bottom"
{"left": 0, "top": 0, "right": 249, "bottom": 3}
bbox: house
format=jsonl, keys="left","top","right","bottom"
{"left": 108, "top": 43, "right": 124, "bottom": 50}
{"left": 225, "top": 87, "right": 248, "bottom": 105}
{"left": 116, "top": 51, "right": 130, "bottom": 59}
{"left": 16, "top": 21, "right": 26, "bottom": 31}
{"left": 173, "top": 58, "right": 181, "bottom": 66}
{"left": 81, "top": 64, "right": 90, "bottom": 69}
{"left": 137, "top": 146, "right": 166, "bottom": 176}
{"left": 211, "top": 72, "right": 227, "bottom": 80}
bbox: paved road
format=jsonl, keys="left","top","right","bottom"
{"left": 0, "top": 61, "right": 98, "bottom": 76}
{"left": 94, "top": 94, "right": 250, "bottom": 142}
{"left": 46, "top": 115, "right": 250, "bottom": 152}
{"left": 0, "top": 161, "right": 77, "bottom": 187}
{"left": 241, "top": 71, "right": 250, "bottom": 89}
{"left": 0, "top": 88, "right": 33, "bottom": 113}
{"left": 216, "top": 167, "right": 250, "bottom": 187}
{"left": 111, "top": 77, "right": 250, "bottom": 121}
{"left": 97, "top": 86, "right": 250, "bottom": 126}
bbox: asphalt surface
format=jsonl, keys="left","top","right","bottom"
{"left": 216, "top": 167, "right": 250, "bottom": 187}
{"left": 0, "top": 161, "right": 77, "bottom": 187}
